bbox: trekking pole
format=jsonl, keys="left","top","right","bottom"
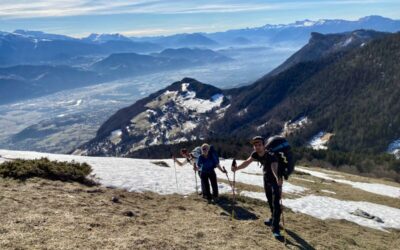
{"left": 231, "top": 159, "right": 237, "bottom": 220}
{"left": 280, "top": 186, "right": 287, "bottom": 245}
{"left": 194, "top": 169, "right": 199, "bottom": 194}
{"left": 222, "top": 165, "right": 235, "bottom": 220}
{"left": 172, "top": 154, "right": 179, "bottom": 193}
{"left": 222, "top": 166, "right": 233, "bottom": 187}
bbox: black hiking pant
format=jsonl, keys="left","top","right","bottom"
{"left": 264, "top": 176, "right": 282, "bottom": 232}
{"left": 201, "top": 170, "right": 218, "bottom": 200}
{"left": 198, "top": 171, "right": 204, "bottom": 194}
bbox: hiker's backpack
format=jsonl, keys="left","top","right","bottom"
{"left": 191, "top": 145, "right": 219, "bottom": 165}
{"left": 190, "top": 147, "right": 202, "bottom": 162}
{"left": 265, "top": 136, "right": 295, "bottom": 180}
{"left": 209, "top": 145, "right": 220, "bottom": 165}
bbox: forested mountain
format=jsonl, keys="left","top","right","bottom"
{"left": 79, "top": 31, "right": 400, "bottom": 159}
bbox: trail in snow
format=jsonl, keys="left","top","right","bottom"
{"left": 297, "top": 166, "right": 400, "bottom": 199}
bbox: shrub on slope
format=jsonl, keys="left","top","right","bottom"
{"left": 0, "top": 158, "right": 95, "bottom": 185}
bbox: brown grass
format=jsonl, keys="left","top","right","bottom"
{"left": 1, "top": 177, "right": 399, "bottom": 250}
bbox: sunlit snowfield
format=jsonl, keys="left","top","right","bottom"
{"left": 1, "top": 149, "right": 399, "bottom": 232}
{"left": 0, "top": 46, "right": 297, "bottom": 153}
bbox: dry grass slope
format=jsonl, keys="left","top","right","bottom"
{"left": 1, "top": 177, "right": 399, "bottom": 250}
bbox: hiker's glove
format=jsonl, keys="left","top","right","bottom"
{"left": 231, "top": 165, "right": 237, "bottom": 172}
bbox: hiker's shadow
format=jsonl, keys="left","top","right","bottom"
{"left": 284, "top": 229, "right": 316, "bottom": 250}
{"left": 216, "top": 196, "right": 258, "bottom": 220}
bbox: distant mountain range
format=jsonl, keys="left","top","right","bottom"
{"left": 0, "top": 31, "right": 162, "bottom": 66}
{"left": 131, "top": 33, "right": 219, "bottom": 48}
{"left": 2, "top": 15, "right": 399, "bottom": 67}
{"left": 0, "top": 47, "right": 231, "bottom": 105}
{"left": 91, "top": 48, "right": 231, "bottom": 78}
{"left": 77, "top": 30, "right": 400, "bottom": 159}
{"left": 205, "top": 15, "right": 400, "bottom": 46}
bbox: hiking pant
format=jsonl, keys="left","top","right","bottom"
{"left": 200, "top": 170, "right": 218, "bottom": 200}
{"left": 264, "top": 177, "right": 282, "bottom": 232}
{"left": 198, "top": 171, "right": 204, "bottom": 194}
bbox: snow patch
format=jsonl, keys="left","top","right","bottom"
{"left": 388, "top": 139, "right": 400, "bottom": 159}
{"left": 240, "top": 192, "right": 400, "bottom": 231}
{"left": 281, "top": 116, "right": 310, "bottom": 136}
{"left": 284, "top": 195, "right": 400, "bottom": 231}
{"left": 109, "top": 129, "right": 123, "bottom": 145}
{"left": 0, "top": 149, "right": 230, "bottom": 196}
{"left": 341, "top": 36, "right": 354, "bottom": 47}
{"left": 219, "top": 160, "right": 308, "bottom": 194}
{"left": 321, "top": 189, "right": 336, "bottom": 194}
{"left": 308, "top": 131, "right": 333, "bottom": 150}
{"left": 178, "top": 91, "right": 224, "bottom": 113}
{"left": 297, "top": 167, "right": 400, "bottom": 199}
{"left": 181, "top": 83, "right": 189, "bottom": 92}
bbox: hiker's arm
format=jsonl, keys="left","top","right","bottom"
{"left": 233, "top": 157, "right": 253, "bottom": 171}
{"left": 193, "top": 162, "right": 199, "bottom": 171}
{"left": 173, "top": 157, "right": 186, "bottom": 167}
{"left": 216, "top": 164, "right": 226, "bottom": 173}
{"left": 271, "top": 162, "right": 282, "bottom": 186}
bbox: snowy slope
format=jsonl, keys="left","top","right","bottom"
{"left": 241, "top": 191, "right": 400, "bottom": 231}
{"left": 296, "top": 166, "right": 400, "bottom": 199}
{"left": 0, "top": 149, "right": 231, "bottom": 195}
{"left": 2, "top": 149, "right": 400, "bottom": 232}
{"left": 0, "top": 149, "right": 305, "bottom": 195}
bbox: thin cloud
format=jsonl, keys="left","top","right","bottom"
{"left": 0, "top": 0, "right": 395, "bottom": 19}
{"left": 118, "top": 25, "right": 224, "bottom": 37}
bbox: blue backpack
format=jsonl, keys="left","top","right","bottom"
{"left": 209, "top": 145, "right": 219, "bottom": 165}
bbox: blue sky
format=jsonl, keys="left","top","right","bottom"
{"left": 0, "top": 0, "right": 399, "bottom": 37}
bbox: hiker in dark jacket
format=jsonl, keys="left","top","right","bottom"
{"left": 231, "top": 136, "right": 283, "bottom": 238}
{"left": 196, "top": 143, "right": 226, "bottom": 202}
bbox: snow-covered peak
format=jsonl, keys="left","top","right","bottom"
{"left": 84, "top": 33, "right": 132, "bottom": 43}
{"left": 293, "top": 19, "right": 317, "bottom": 27}
{"left": 262, "top": 18, "right": 332, "bottom": 29}
{"left": 12, "top": 29, "right": 74, "bottom": 41}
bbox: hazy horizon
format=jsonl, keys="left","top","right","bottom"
{"left": 0, "top": 0, "right": 399, "bottom": 37}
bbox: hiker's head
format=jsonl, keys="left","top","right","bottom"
{"left": 201, "top": 143, "right": 210, "bottom": 156}
{"left": 180, "top": 148, "right": 189, "bottom": 157}
{"left": 251, "top": 136, "right": 265, "bottom": 154}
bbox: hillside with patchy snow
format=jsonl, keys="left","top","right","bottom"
{"left": 1, "top": 149, "right": 399, "bottom": 234}
{"left": 75, "top": 78, "right": 230, "bottom": 156}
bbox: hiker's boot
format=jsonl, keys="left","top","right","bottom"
{"left": 264, "top": 218, "right": 273, "bottom": 227}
